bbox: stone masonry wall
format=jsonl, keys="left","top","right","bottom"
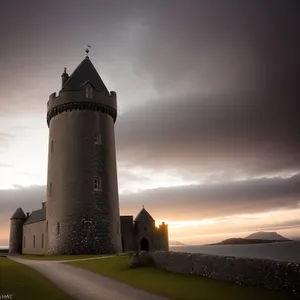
{"left": 22, "top": 221, "right": 46, "bottom": 255}
{"left": 138, "top": 251, "right": 300, "bottom": 297}
{"left": 120, "top": 216, "right": 134, "bottom": 252}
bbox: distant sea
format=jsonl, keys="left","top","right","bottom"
{"left": 170, "top": 241, "right": 300, "bottom": 263}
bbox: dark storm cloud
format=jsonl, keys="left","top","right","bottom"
{"left": 0, "top": 185, "right": 46, "bottom": 228}
{"left": 120, "top": 173, "right": 300, "bottom": 220}
{"left": 0, "top": 0, "right": 143, "bottom": 111}
{"left": 131, "top": 0, "right": 300, "bottom": 94}
{"left": 116, "top": 88, "right": 300, "bottom": 178}
{"left": 0, "top": 1, "right": 298, "bottom": 109}
{"left": 114, "top": 0, "right": 300, "bottom": 178}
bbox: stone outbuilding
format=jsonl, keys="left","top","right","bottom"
{"left": 121, "top": 207, "right": 169, "bottom": 253}
{"left": 9, "top": 204, "right": 168, "bottom": 255}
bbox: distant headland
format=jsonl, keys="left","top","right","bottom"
{"left": 169, "top": 241, "right": 186, "bottom": 246}
{"left": 210, "top": 231, "right": 292, "bottom": 245}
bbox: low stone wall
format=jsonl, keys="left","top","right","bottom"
{"left": 135, "top": 251, "right": 300, "bottom": 297}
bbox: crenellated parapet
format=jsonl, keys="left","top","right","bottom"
{"left": 153, "top": 221, "right": 169, "bottom": 251}
{"left": 157, "top": 221, "right": 168, "bottom": 232}
{"left": 46, "top": 89, "right": 117, "bottom": 126}
{"left": 47, "top": 101, "right": 117, "bottom": 126}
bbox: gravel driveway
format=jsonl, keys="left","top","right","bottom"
{"left": 9, "top": 256, "right": 169, "bottom": 300}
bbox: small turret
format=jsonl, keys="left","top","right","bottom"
{"left": 157, "top": 221, "right": 169, "bottom": 251}
{"left": 134, "top": 207, "right": 155, "bottom": 252}
{"left": 61, "top": 67, "right": 69, "bottom": 88}
{"left": 9, "top": 207, "right": 26, "bottom": 255}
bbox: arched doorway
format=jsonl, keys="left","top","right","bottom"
{"left": 140, "top": 237, "right": 149, "bottom": 251}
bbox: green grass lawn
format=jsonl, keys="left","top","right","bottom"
{"left": 68, "top": 255, "right": 297, "bottom": 300}
{"left": 19, "top": 254, "right": 112, "bottom": 260}
{"left": 0, "top": 257, "right": 73, "bottom": 300}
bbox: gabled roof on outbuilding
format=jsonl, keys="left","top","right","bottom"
{"left": 10, "top": 207, "right": 26, "bottom": 220}
{"left": 24, "top": 208, "right": 46, "bottom": 225}
{"left": 134, "top": 207, "right": 155, "bottom": 222}
{"left": 61, "top": 56, "right": 109, "bottom": 92}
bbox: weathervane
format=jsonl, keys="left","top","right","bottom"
{"left": 86, "top": 45, "right": 91, "bottom": 56}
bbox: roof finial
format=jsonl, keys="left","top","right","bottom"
{"left": 64, "top": 67, "right": 67, "bottom": 73}
{"left": 142, "top": 205, "right": 144, "bottom": 209}
{"left": 86, "top": 45, "right": 91, "bottom": 57}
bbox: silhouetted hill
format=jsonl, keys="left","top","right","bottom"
{"left": 245, "top": 231, "right": 290, "bottom": 241}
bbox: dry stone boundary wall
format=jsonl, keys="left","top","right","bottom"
{"left": 135, "top": 251, "right": 300, "bottom": 297}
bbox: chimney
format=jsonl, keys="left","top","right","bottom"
{"left": 26, "top": 212, "right": 30, "bottom": 218}
{"left": 61, "top": 67, "right": 69, "bottom": 87}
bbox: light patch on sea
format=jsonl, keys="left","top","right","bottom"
{"left": 170, "top": 241, "right": 300, "bottom": 263}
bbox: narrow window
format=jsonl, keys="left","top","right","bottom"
{"left": 41, "top": 234, "right": 44, "bottom": 248}
{"left": 49, "top": 183, "right": 52, "bottom": 197}
{"left": 85, "top": 85, "right": 93, "bottom": 99}
{"left": 51, "top": 140, "right": 53, "bottom": 153}
{"left": 46, "top": 221, "right": 48, "bottom": 233}
{"left": 94, "top": 134, "right": 101, "bottom": 145}
{"left": 57, "top": 222, "right": 60, "bottom": 235}
{"left": 94, "top": 177, "right": 101, "bottom": 191}
{"left": 24, "top": 236, "right": 26, "bottom": 248}
{"left": 33, "top": 235, "right": 35, "bottom": 248}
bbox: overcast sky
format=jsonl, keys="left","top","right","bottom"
{"left": 0, "top": 0, "right": 299, "bottom": 245}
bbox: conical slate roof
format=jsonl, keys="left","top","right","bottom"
{"left": 62, "top": 56, "right": 108, "bottom": 92}
{"left": 134, "top": 208, "right": 155, "bottom": 222}
{"left": 10, "top": 207, "right": 26, "bottom": 220}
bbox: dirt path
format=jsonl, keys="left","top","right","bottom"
{"left": 9, "top": 256, "right": 169, "bottom": 300}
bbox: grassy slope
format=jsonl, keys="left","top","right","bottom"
{"left": 0, "top": 258, "right": 72, "bottom": 300}
{"left": 68, "top": 255, "right": 296, "bottom": 300}
{"left": 19, "top": 254, "right": 109, "bottom": 260}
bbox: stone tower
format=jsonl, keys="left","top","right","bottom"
{"left": 9, "top": 207, "right": 26, "bottom": 254}
{"left": 46, "top": 53, "right": 122, "bottom": 254}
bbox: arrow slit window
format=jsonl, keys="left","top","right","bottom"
{"left": 94, "top": 177, "right": 102, "bottom": 191}
{"left": 85, "top": 85, "right": 93, "bottom": 99}
{"left": 94, "top": 134, "right": 101, "bottom": 145}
